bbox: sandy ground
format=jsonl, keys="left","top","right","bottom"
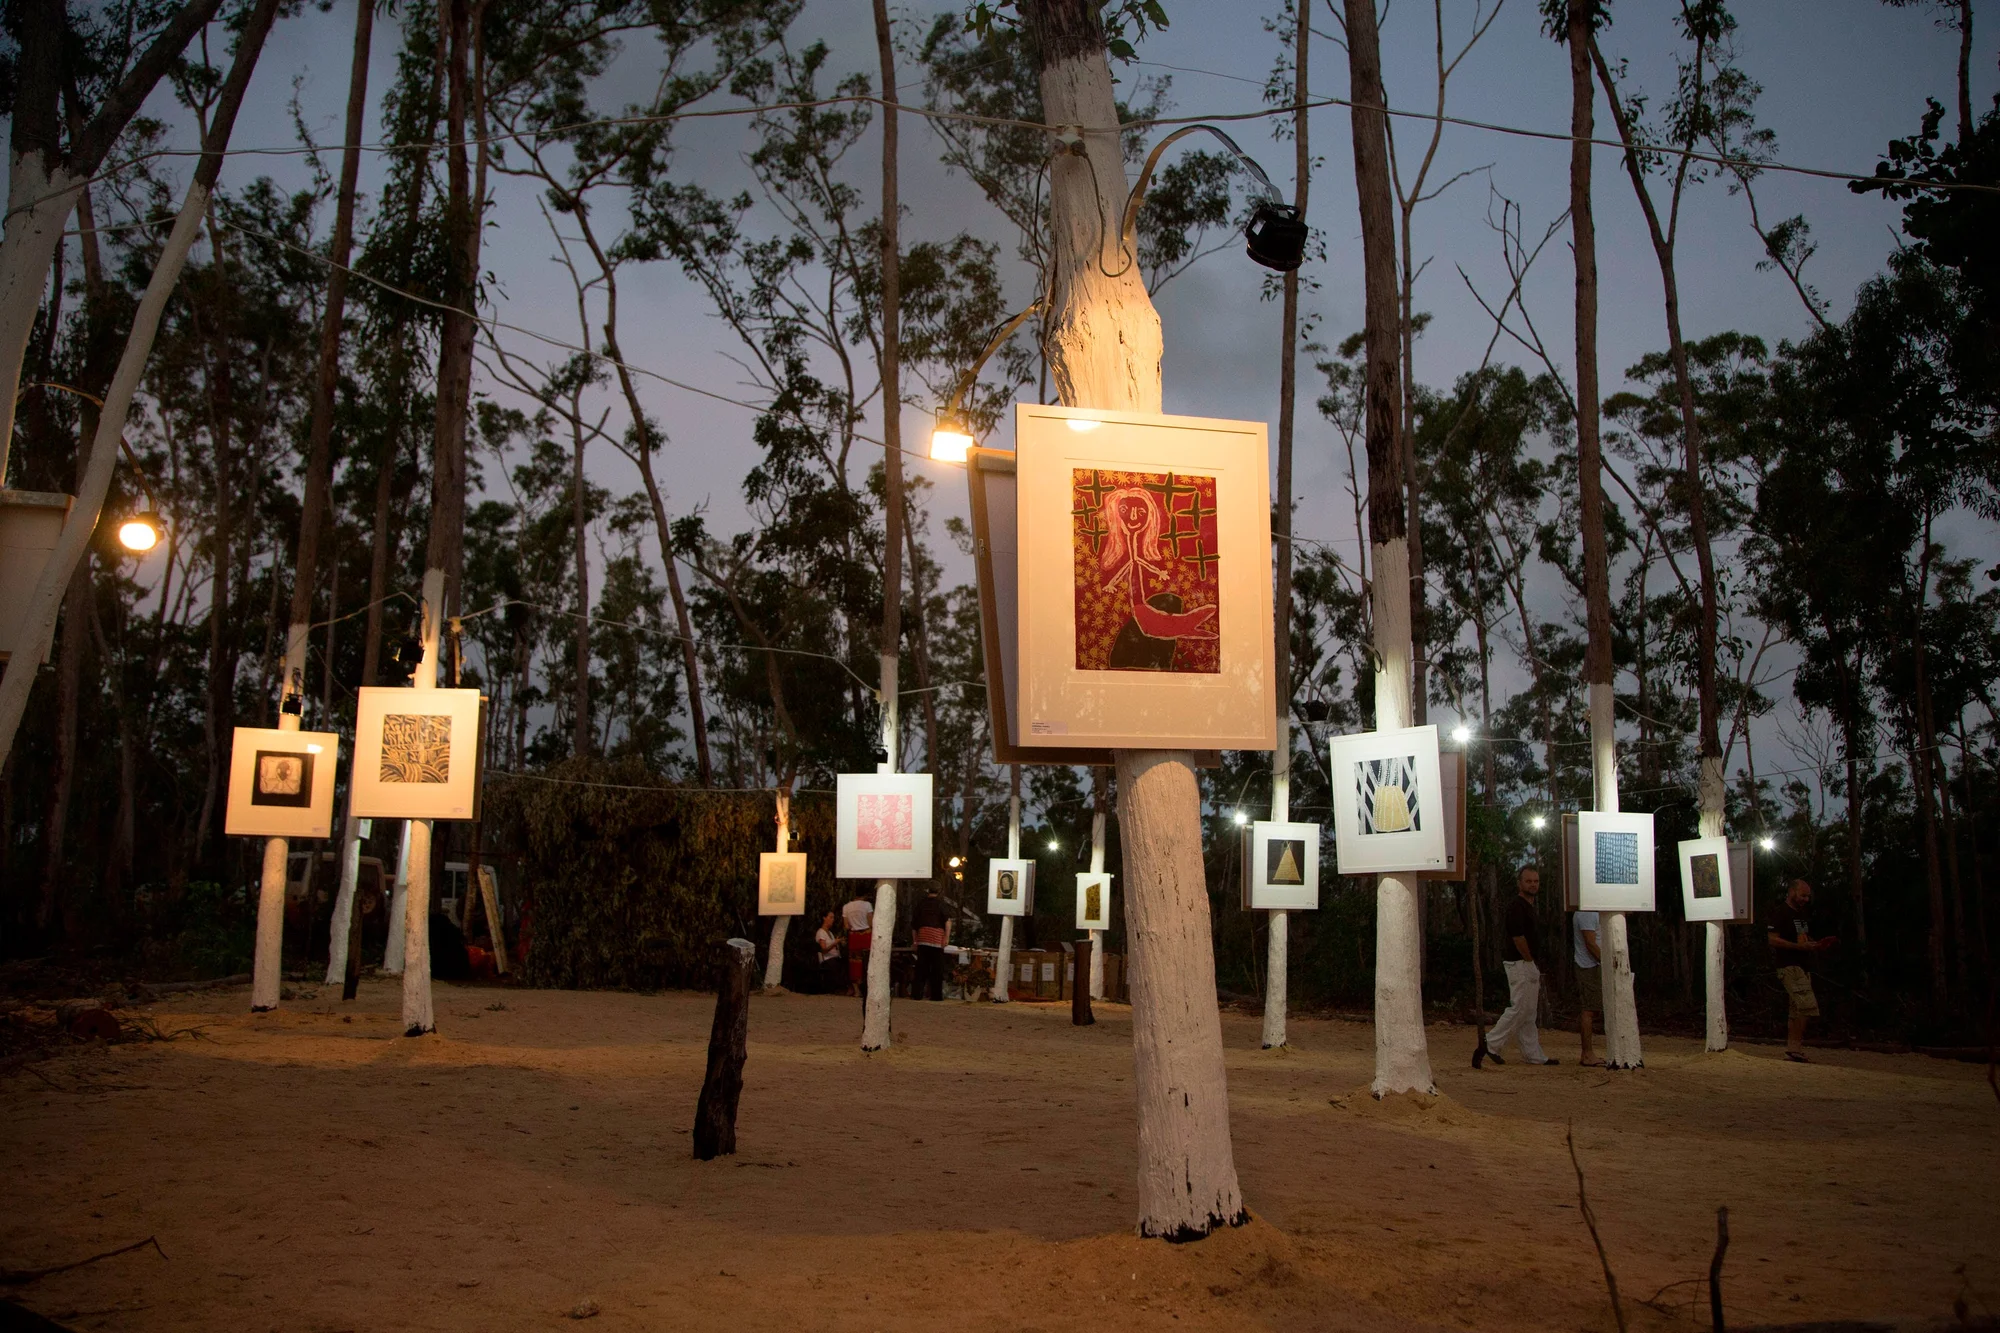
{"left": 2, "top": 979, "right": 1996, "bottom": 1332}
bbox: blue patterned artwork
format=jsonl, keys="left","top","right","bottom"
{"left": 1595, "top": 830, "right": 1640, "bottom": 885}
{"left": 1357, "top": 755, "right": 1423, "bottom": 835}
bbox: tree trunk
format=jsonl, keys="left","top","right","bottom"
{"left": 1345, "top": 0, "right": 1433, "bottom": 1098}
{"left": 1088, "top": 765, "right": 1108, "bottom": 1001}
{"left": 1263, "top": 0, "right": 1308, "bottom": 1055}
{"left": 693, "top": 938, "right": 755, "bottom": 1159}
{"left": 37, "top": 556, "right": 89, "bottom": 937}
{"left": 0, "top": 0, "right": 282, "bottom": 771}
{"left": 994, "top": 765, "right": 1020, "bottom": 1003}
{"left": 1020, "top": 0, "right": 1244, "bottom": 1239}
{"left": 571, "top": 407, "right": 592, "bottom": 757}
{"left": 861, "top": 0, "right": 906, "bottom": 1055}
{"left": 762, "top": 786, "right": 792, "bottom": 992}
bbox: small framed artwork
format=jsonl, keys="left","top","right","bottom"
{"left": 1677, "top": 835, "right": 1734, "bottom": 923}
{"left": 1014, "top": 404, "right": 1275, "bottom": 752}
{"left": 759, "top": 852, "right": 808, "bottom": 916}
{"left": 1244, "top": 820, "right": 1320, "bottom": 910}
{"left": 350, "top": 686, "right": 484, "bottom": 820}
{"left": 1578, "top": 810, "right": 1656, "bottom": 912}
{"left": 834, "top": 772, "right": 934, "bottom": 879}
{"left": 225, "top": 727, "right": 340, "bottom": 838}
{"left": 1328, "top": 725, "right": 1447, "bottom": 874}
{"left": 987, "top": 857, "right": 1034, "bottom": 917}
{"left": 1075, "top": 872, "right": 1113, "bottom": 931}
{"left": 1415, "top": 750, "right": 1469, "bottom": 882}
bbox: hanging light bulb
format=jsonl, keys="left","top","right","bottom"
{"left": 1244, "top": 201, "right": 1308, "bottom": 272}
{"left": 1530, "top": 813, "right": 1548, "bottom": 831}
{"left": 1231, "top": 809, "right": 1248, "bottom": 826}
{"left": 929, "top": 413, "right": 973, "bottom": 463}
{"left": 117, "top": 510, "right": 163, "bottom": 553}
{"left": 1758, "top": 835, "right": 1776, "bottom": 852}
{"left": 1450, "top": 723, "right": 1472, "bottom": 744}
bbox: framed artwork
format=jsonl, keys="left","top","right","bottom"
{"left": 1727, "top": 842, "right": 1755, "bottom": 924}
{"left": 1014, "top": 404, "right": 1274, "bottom": 751}
{"left": 1075, "top": 872, "right": 1113, "bottom": 931}
{"left": 1677, "top": 836, "right": 1733, "bottom": 922}
{"left": 225, "top": 727, "right": 340, "bottom": 838}
{"left": 1562, "top": 812, "right": 1580, "bottom": 911}
{"left": 1243, "top": 820, "right": 1320, "bottom": 910}
{"left": 350, "top": 686, "right": 484, "bottom": 820}
{"left": 834, "top": 772, "right": 934, "bottom": 879}
{"left": 1578, "top": 810, "right": 1657, "bottom": 912}
{"left": 1328, "top": 725, "right": 1447, "bottom": 874}
{"left": 758, "top": 851, "right": 808, "bottom": 916}
{"left": 987, "top": 857, "right": 1034, "bottom": 917}
{"left": 1415, "top": 750, "right": 1469, "bottom": 882}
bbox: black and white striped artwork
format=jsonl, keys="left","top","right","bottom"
{"left": 1356, "top": 755, "right": 1423, "bottom": 836}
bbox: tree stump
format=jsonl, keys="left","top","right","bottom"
{"left": 692, "top": 937, "right": 755, "bottom": 1160}
{"left": 1072, "top": 939, "right": 1095, "bottom": 1026}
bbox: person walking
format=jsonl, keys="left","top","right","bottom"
{"left": 1476, "top": 866, "right": 1559, "bottom": 1067}
{"left": 1766, "top": 878, "right": 1835, "bottom": 1061}
{"left": 1573, "top": 908, "right": 1603, "bottom": 1067}
{"left": 814, "top": 910, "right": 844, "bottom": 995}
{"left": 842, "top": 890, "right": 874, "bottom": 999}
{"left": 912, "top": 887, "right": 951, "bottom": 1001}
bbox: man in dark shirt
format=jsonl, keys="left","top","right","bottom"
{"left": 1476, "top": 866, "right": 1558, "bottom": 1067}
{"left": 911, "top": 888, "right": 952, "bottom": 1001}
{"left": 1766, "top": 878, "right": 1835, "bottom": 1061}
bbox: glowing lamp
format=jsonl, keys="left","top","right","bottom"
{"left": 1759, "top": 836, "right": 1776, "bottom": 851}
{"left": 1450, "top": 723, "right": 1472, "bottom": 744}
{"left": 1231, "top": 809, "right": 1248, "bottom": 826}
{"left": 1530, "top": 814, "right": 1548, "bottom": 831}
{"left": 117, "top": 510, "right": 162, "bottom": 553}
{"left": 929, "top": 417, "right": 973, "bottom": 463}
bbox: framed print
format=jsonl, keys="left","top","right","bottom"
{"left": 1677, "top": 835, "right": 1734, "bottom": 923}
{"left": 1727, "top": 842, "right": 1755, "bottom": 924}
{"left": 987, "top": 857, "right": 1034, "bottom": 917}
{"left": 1243, "top": 821, "right": 1320, "bottom": 910}
{"left": 1014, "top": 404, "right": 1274, "bottom": 751}
{"left": 1415, "top": 750, "right": 1469, "bottom": 882}
{"left": 1075, "top": 872, "right": 1113, "bottom": 931}
{"left": 1578, "top": 810, "right": 1656, "bottom": 912}
{"left": 225, "top": 727, "right": 340, "bottom": 838}
{"left": 835, "top": 772, "right": 934, "bottom": 879}
{"left": 1329, "top": 726, "right": 1447, "bottom": 874}
{"left": 350, "top": 687, "right": 484, "bottom": 820}
{"left": 759, "top": 851, "right": 807, "bottom": 916}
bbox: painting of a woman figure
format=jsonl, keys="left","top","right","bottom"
{"left": 1072, "top": 468, "right": 1222, "bottom": 674}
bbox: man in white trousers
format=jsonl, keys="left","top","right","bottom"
{"left": 1476, "top": 866, "right": 1559, "bottom": 1068}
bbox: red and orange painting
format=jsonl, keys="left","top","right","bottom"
{"left": 1071, "top": 468, "right": 1221, "bottom": 674}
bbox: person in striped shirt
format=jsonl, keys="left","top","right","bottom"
{"left": 912, "top": 887, "right": 952, "bottom": 1001}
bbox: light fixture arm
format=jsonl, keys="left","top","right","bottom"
{"left": 1120, "top": 124, "right": 1285, "bottom": 252}
{"left": 939, "top": 300, "right": 1045, "bottom": 426}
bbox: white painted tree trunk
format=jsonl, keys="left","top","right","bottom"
{"left": 1088, "top": 791, "right": 1106, "bottom": 1000}
{"left": 0, "top": 180, "right": 210, "bottom": 768}
{"left": 763, "top": 788, "right": 792, "bottom": 993}
{"left": 1699, "top": 754, "right": 1727, "bottom": 1051}
{"left": 0, "top": 155, "right": 81, "bottom": 486}
{"left": 1263, "top": 733, "right": 1290, "bottom": 1049}
{"left": 994, "top": 766, "right": 1020, "bottom": 1003}
{"left": 323, "top": 813, "right": 365, "bottom": 985}
{"left": 1117, "top": 750, "right": 1245, "bottom": 1237}
{"left": 383, "top": 820, "right": 412, "bottom": 974}
{"left": 250, "top": 711, "right": 302, "bottom": 1010}
{"left": 398, "top": 567, "right": 446, "bottom": 1036}
{"left": 1589, "top": 681, "right": 1643, "bottom": 1067}
{"left": 861, "top": 656, "right": 899, "bottom": 1050}
{"left": 1369, "top": 538, "right": 1436, "bottom": 1095}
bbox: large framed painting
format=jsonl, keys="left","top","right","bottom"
{"left": 1243, "top": 820, "right": 1320, "bottom": 910}
{"left": 1014, "top": 404, "right": 1274, "bottom": 751}
{"left": 1075, "top": 872, "right": 1113, "bottom": 931}
{"left": 350, "top": 686, "right": 484, "bottom": 820}
{"left": 225, "top": 727, "right": 340, "bottom": 838}
{"left": 1578, "top": 810, "right": 1656, "bottom": 912}
{"left": 758, "top": 851, "right": 808, "bottom": 916}
{"left": 987, "top": 857, "right": 1034, "bottom": 917}
{"left": 1329, "top": 725, "right": 1447, "bottom": 874}
{"left": 834, "top": 772, "right": 934, "bottom": 880}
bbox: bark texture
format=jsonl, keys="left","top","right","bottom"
{"left": 693, "top": 938, "right": 755, "bottom": 1160}
{"left": 762, "top": 789, "right": 792, "bottom": 992}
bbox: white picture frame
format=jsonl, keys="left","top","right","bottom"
{"left": 834, "top": 772, "right": 934, "bottom": 879}
{"left": 1329, "top": 725, "right": 1448, "bottom": 874}
{"left": 1247, "top": 820, "right": 1320, "bottom": 910}
{"left": 1014, "top": 404, "right": 1274, "bottom": 751}
{"left": 1677, "top": 835, "right": 1734, "bottom": 923}
{"left": 225, "top": 727, "right": 340, "bottom": 838}
{"left": 350, "top": 686, "right": 484, "bottom": 820}
{"left": 758, "top": 851, "right": 808, "bottom": 916}
{"left": 987, "top": 857, "right": 1034, "bottom": 917}
{"left": 1578, "top": 810, "right": 1657, "bottom": 912}
{"left": 1075, "top": 872, "right": 1113, "bottom": 931}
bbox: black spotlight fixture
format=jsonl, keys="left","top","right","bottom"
{"left": 871, "top": 747, "right": 891, "bottom": 767}
{"left": 1245, "top": 201, "right": 1308, "bottom": 272}
{"left": 388, "top": 632, "right": 426, "bottom": 681}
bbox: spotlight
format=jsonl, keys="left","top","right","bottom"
{"left": 1047, "top": 839, "right": 1059, "bottom": 852}
{"left": 117, "top": 510, "right": 162, "bottom": 553}
{"left": 929, "top": 414, "right": 972, "bottom": 463}
{"left": 1530, "top": 814, "right": 1548, "bottom": 831}
{"left": 1450, "top": 723, "right": 1472, "bottom": 744}
{"left": 1759, "top": 835, "right": 1776, "bottom": 852}
{"left": 947, "top": 856, "right": 963, "bottom": 869}
{"left": 1244, "top": 201, "right": 1308, "bottom": 272}
{"left": 1231, "top": 809, "right": 1248, "bottom": 826}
